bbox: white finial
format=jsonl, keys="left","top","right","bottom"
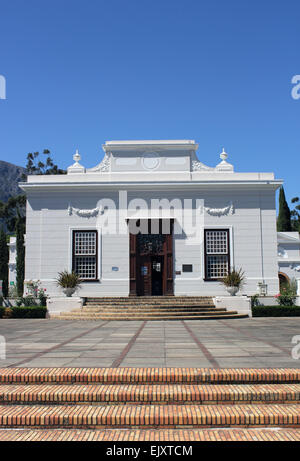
{"left": 220, "top": 147, "right": 228, "bottom": 161}
{"left": 73, "top": 149, "right": 81, "bottom": 163}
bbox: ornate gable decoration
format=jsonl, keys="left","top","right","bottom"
{"left": 87, "top": 153, "right": 111, "bottom": 173}
{"left": 192, "top": 160, "right": 214, "bottom": 172}
{"left": 192, "top": 148, "right": 234, "bottom": 173}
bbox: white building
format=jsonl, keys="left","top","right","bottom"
{"left": 8, "top": 237, "right": 16, "bottom": 289}
{"left": 278, "top": 232, "right": 300, "bottom": 286}
{"left": 20, "top": 140, "right": 282, "bottom": 298}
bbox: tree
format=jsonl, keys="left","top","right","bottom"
{"left": 291, "top": 197, "right": 300, "bottom": 232}
{"left": 0, "top": 149, "right": 65, "bottom": 233}
{"left": 277, "top": 187, "right": 292, "bottom": 232}
{"left": 21, "top": 149, "right": 66, "bottom": 179}
{"left": 0, "top": 228, "right": 8, "bottom": 297}
{"left": 0, "top": 195, "right": 26, "bottom": 233}
{"left": 16, "top": 216, "right": 25, "bottom": 297}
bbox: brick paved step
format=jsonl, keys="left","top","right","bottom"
{"left": 1, "top": 368, "right": 299, "bottom": 385}
{"left": 1, "top": 383, "right": 299, "bottom": 405}
{"left": 1, "top": 427, "right": 300, "bottom": 441}
{"left": 0, "top": 403, "right": 299, "bottom": 428}
{"left": 53, "top": 313, "right": 247, "bottom": 320}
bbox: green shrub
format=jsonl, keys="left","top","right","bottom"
{"left": 250, "top": 294, "right": 261, "bottom": 308}
{"left": 275, "top": 278, "right": 297, "bottom": 306}
{"left": 16, "top": 296, "right": 38, "bottom": 307}
{"left": 252, "top": 305, "right": 300, "bottom": 317}
{"left": 0, "top": 306, "right": 47, "bottom": 319}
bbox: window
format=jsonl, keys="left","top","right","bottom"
{"left": 204, "top": 229, "right": 230, "bottom": 280}
{"left": 72, "top": 230, "right": 98, "bottom": 280}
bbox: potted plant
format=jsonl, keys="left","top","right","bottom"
{"left": 56, "top": 271, "right": 81, "bottom": 297}
{"left": 220, "top": 267, "right": 245, "bottom": 296}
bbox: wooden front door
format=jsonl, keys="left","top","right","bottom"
{"left": 129, "top": 219, "right": 174, "bottom": 297}
{"left": 138, "top": 256, "right": 152, "bottom": 296}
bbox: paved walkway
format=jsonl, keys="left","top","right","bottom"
{"left": 0, "top": 318, "right": 299, "bottom": 368}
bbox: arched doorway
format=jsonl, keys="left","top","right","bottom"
{"left": 278, "top": 272, "right": 290, "bottom": 290}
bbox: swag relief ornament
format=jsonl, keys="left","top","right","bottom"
{"left": 203, "top": 202, "right": 234, "bottom": 217}
{"left": 68, "top": 204, "right": 104, "bottom": 218}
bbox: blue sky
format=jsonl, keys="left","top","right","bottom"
{"left": 0, "top": 0, "right": 299, "bottom": 206}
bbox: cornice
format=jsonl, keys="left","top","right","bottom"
{"left": 20, "top": 179, "right": 283, "bottom": 193}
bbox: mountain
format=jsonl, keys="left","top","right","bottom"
{"left": 0, "top": 160, "right": 26, "bottom": 202}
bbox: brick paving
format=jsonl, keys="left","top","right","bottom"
{"left": 0, "top": 403, "right": 299, "bottom": 428}
{"left": 0, "top": 367, "right": 299, "bottom": 384}
{"left": 0, "top": 427, "right": 299, "bottom": 441}
{"left": 0, "top": 383, "right": 299, "bottom": 405}
{"left": 0, "top": 428, "right": 299, "bottom": 441}
{"left": 0, "top": 367, "right": 299, "bottom": 441}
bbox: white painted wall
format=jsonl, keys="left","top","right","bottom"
{"left": 24, "top": 186, "right": 279, "bottom": 297}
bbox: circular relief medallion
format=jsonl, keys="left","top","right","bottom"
{"left": 142, "top": 152, "right": 160, "bottom": 170}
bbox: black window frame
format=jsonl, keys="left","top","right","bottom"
{"left": 72, "top": 230, "right": 98, "bottom": 282}
{"left": 204, "top": 229, "right": 230, "bottom": 281}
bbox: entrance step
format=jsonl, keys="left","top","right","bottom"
{"left": 77, "top": 307, "right": 225, "bottom": 313}
{"left": 0, "top": 403, "right": 299, "bottom": 428}
{"left": 51, "top": 296, "right": 248, "bottom": 320}
{"left": 85, "top": 298, "right": 214, "bottom": 306}
{"left": 1, "top": 367, "right": 299, "bottom": 385}
{"left": 1, "top": 383, "right": 299, "bottom": 405}
{"left": 0, "top": 367, "right": 300, "bottom": 439}
{"left": 0, "top": 427, "right": 299, "bottom": 441}
{"left": 52, "top": 313, "right": 247, "bottom": 320}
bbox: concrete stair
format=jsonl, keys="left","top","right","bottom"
{"left": 0, "top": 367, "right": 299, "bottom": 441}
{"left": 52, "top": 296, "right": 248, "bottom": 320}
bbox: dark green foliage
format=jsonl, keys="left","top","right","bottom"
{"left": 277, "top": 187, "right": 292, "bottom": 232}
{"left": 252, "top": 306, "right": 300, "bottom": 317}
{"left": 16, "top": 216, "right": 25, "bottom": 297}
{"left": 10, "top": 306, "right": 47, "bottom": 318}
{"left": 16, "top": 296, "right": 37, "bottom": 307}
{"left": 0, "top": 150, "right": 65, "bottom": 232}
{"left": 21, "top": 149, "right": 66, "bottom": 178}
{"left": 0, "top": 195, "right": 26, "bottom": 233}
{"left": 0, "top": 306, "right": 47, "bottom": 318}
{"left": 0, "top": 228, "right": 8, "bottom": 297}
{"left": 291, "top": 197, "right": 300, "bottom": 232}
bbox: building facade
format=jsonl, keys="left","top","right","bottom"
{"left": 21, "top": 140, "right": 282, "bottom": 298}
{"left": 278, "top": 232, "right": 300, "bottom": 286}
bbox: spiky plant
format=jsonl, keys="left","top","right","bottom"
{"left": 220, "top": 267, "right": 245, "bottom": 288}
{"left": 56, "top": 271, "right": 82, "bottom": 289}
